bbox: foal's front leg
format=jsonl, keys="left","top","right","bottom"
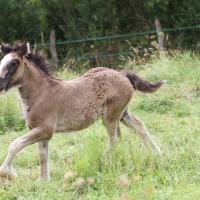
{"left": 0, "top": 127, "right": 53, "bottom": 180}
{"left": 38, "top": 140, "right": 50, "bottom": 181}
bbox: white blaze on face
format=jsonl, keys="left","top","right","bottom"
{"left": 0, "top": 53, "right": 15, "bottom": 78}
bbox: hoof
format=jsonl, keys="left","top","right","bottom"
{"left": 0, "top": 168, "right": 17, "bottom": 181}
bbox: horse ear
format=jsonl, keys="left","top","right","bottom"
{"left": 17, "top": 41, "right": 28, "bottom": 56}
{"left": 0, "top": 43, "right": 12, "bottom": 55}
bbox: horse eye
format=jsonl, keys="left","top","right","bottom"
{"left": 11, "top": 60, "right": 19, "bottom": 67}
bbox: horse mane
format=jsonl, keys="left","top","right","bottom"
{"left": 28, "top": 52, "right": 54, "bottom": 76}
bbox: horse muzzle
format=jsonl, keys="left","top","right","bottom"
{"left": 0, "top": 77, "right": 10, "bottom": 92}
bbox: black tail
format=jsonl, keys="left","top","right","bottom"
{"left": 122, "top": 70, "right": 165, "bottom": 93}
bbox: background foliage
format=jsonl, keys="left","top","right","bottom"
{"left": 0, "top": 0, "right": 200, "bottom": 65}
{"left": 1, "top": 0, "right": 200, "bottom": 42}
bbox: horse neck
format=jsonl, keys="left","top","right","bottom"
{"left": 19, "top": 61, "right": 48, "bottom": 104}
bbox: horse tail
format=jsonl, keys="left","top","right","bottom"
{"left": 122, "top": 70, "right": 165, "bottom": 93}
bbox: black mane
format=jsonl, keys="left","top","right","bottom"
{"left": 28, "top": 52, "right": 54, "bottom": 76}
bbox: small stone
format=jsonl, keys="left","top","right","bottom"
{"left": 117, "top": 174, "right": 131, "bottom": 188}
{"left": 86, "top": 177, "right": 95, "bottom": 186}
{"left": 144, "top": 185, "right": 155, "bottom": 195}
{"left": 118, "top": 193, "right": 132, "bottom": 200}
{"left": 71, "top": 177, "right": 86, "bottom": 190}
{"left": 64, "top": 171, "right": 76, "bottom": 182}
{"left": 132, "top": 175, "right": 141, "bottom": 182}
{"left": 62, "top": 182, "right": 70, "bottom": 191}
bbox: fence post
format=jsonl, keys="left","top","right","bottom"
{"left": 50, "top": 30, "right": 58, "bottom": 67}
{"left": 154, "top": 18, "right": 164, "bottom": 51}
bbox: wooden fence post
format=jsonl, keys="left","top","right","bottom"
{"left": 50, "top": 30, "right": 58, "bottom": 67}
{"left": 154, "top": 18, "right": 165, "bottom": 51}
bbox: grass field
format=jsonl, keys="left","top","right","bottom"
{"left": 1, "top": 52, "right": 200, "bottom": 199}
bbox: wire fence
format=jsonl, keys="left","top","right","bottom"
{"left": 36, "top": 24, "right": 200, "bottom": 47}
{"left": 23, "top": 24, "right": 200, "bottom": 65}
{"left": 1, "top": 24, "right": 200, "bottom": 65}
{"left": 52, "top": 24, "right": 200, "bottom": 64}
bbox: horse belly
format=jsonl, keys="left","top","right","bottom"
{"left": 56, "top": 104, "right": 101, "bottom": 132}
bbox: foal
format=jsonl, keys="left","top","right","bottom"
{"left": 0, "top": 42, "right": 164, "bottom": 181}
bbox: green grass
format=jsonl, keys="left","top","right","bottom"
{"left": 1, "top": 52, "right": 200, "bottom": 199}
{"left": 0, "top": 91, "right": 24, "bottom": 134}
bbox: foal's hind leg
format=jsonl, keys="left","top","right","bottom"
{"left": 121, "top": 111, "right": 161, "bottom": 154}
{"left": 117, "top": 125, "right": 121, "bottom": 138}
{"left": 103, "top": 119, "right": 119, "bottom": 152}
